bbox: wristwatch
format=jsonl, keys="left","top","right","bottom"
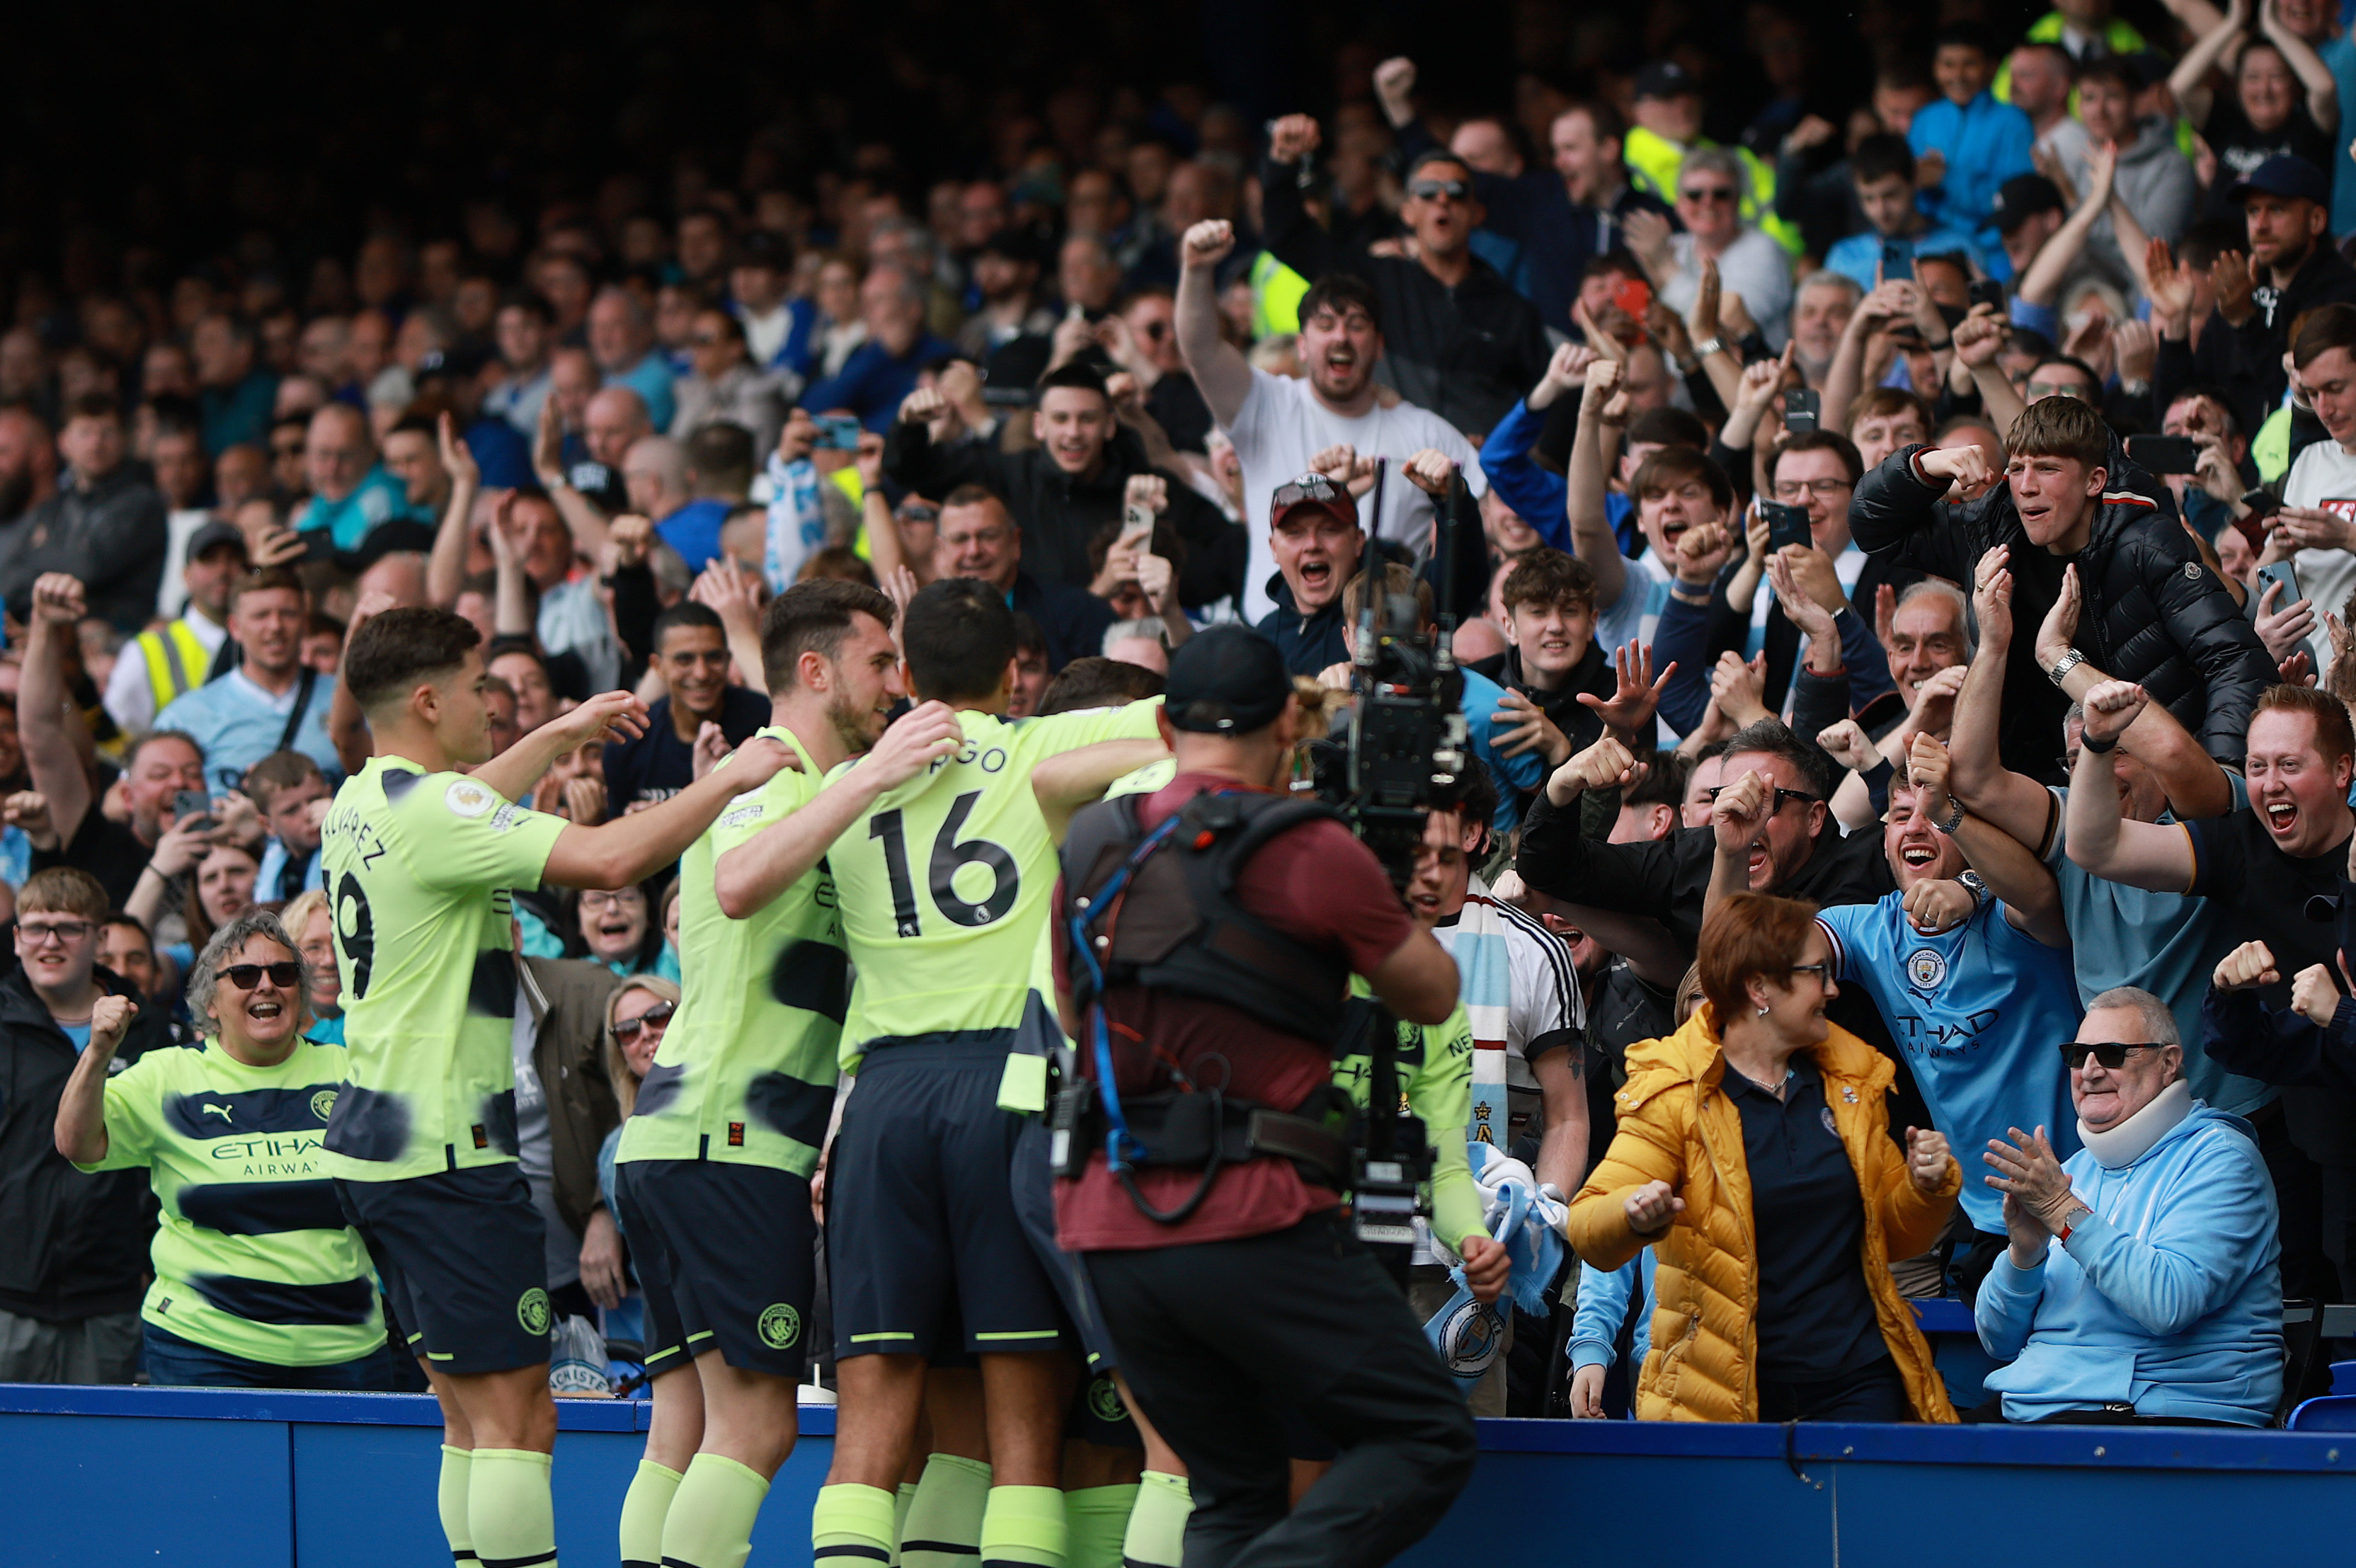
{"left": 2045, "top": 648, "right": 2086, "bottom": 687}
{"left": 2054, "top": 1202, "right": 2091, "bottom": 1242}
{"left": 1957, "top": 869, "right": 1990, "bottom": 909}
{"left": 1691, "top": 336, "right": 1725, "bottom": 360}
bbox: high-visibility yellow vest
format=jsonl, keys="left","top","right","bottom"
{"left": 1623, "top": 127, "right": 1803, "bottom": 258}
{"left": 2253, "top": 403, "right": 2294, "bottom": 483}
{"left": 1993, "top": 15, "right": 2150, "bottom": 105}
{"left": 135, "top": 618, "right": 215, "bottom": 719}
{"left": 1250, "top": 250, "right": 1312, "bottom": 339}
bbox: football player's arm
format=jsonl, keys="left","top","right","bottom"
{"left": 714, "top": 704, "right": 965, "bottom": 918}
{"left": 543, "top": 735, "right": 803, "bottom": 890}
{"left": 1030, "top": 738, "right": 1173, "bottom": 842}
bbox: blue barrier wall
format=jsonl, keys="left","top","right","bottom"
{"left": 5, "top": 1383, "right": 2352, "bottom": 1567}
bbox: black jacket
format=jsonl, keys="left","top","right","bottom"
{"left": 882, "top": 422, "right": 1245, "bottom": 610}
{"left": 1252, "top": 578, "right": 1349, "bottom": 676}
{"left": 2154, "top": 241, "right": 2356, "bottom": 442}
{"left": 1259, "top": 156, "right": 1551, "bottom": 439}
{"left": 1469, "top": 639, "right": 1618, "bottom": 762}
{"left": 0, "top": 964, "right": 170, "bottom": 1321}
{"left": 0, "top": 469, "right": 169, "bottom": 631}
{"left": 1850, "top": 442, "right": 2272, "bottom": 777}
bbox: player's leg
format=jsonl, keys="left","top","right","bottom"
{"left": 975, "top": 1350, "right": 1074, "bottom": 1567}
{"left": 660, "top": 1356, "right": 799, "bottom": 1568}
{"left": 818, "top": 1351, "right": 927, "bottom": 1562}
{"left": 902, "top": 1367, "right": 990, "bottom": 1568}
{"left": 616, "top": 1162, "right": 700, "bottom": 1568}
{"left": 1058, "top": 1436, "right": 1139, "bottom": 1568}
{"left": 442, "top": 1365, "right": 561, "bottom": 1568}
{"left": 1111, "top": 1379, "right": 1191, "bottom": 1568}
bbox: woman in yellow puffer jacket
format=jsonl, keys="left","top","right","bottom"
{"left": 1566, "top": 892, "right": 1962, "bottom": 1423}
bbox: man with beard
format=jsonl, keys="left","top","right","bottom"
{"left": 1259, "top": 118, "right": 1548, "bottom": 438}
{"left": 1175, "top": 220, "right": 1483, "bottom": 623}
{"left": 600, "top": 602, "right": 770, "bottom": 816}
{"left": 156, "top": 568, "right": 343, "bottom": 791}
{"left": 886, "top": 363, "right": 1239, "bottom": 609}
{"left": 105, "top": 518, "right": 246, "bottom": 739}
{"left": 610, "top": 580, "right": 963, "bottom": 1568}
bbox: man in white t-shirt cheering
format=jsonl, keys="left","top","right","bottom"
{"left": 2271, "top": 304, "right": 2356, "bottom": 668}
{"left": 1174, "top": 219, "right": 1484, "bottom": 622}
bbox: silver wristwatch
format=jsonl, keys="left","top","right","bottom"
{"left": 1691, "top": 336, "right": 1725, "bottom": 359}
{"left": 2045, "top": 648, "right": 2086, "bottom": 687}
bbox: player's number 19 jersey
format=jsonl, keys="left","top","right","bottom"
{"left": 319, "top": 757, "right": 566, "bottom": 1182}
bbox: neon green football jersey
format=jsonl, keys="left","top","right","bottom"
{"left": 319, "top": 757, "right": 566, "bottom": 1181}
{"left": 829, "top": 701, "right": 1162, "bottom": 1069}
{"left": 76, "top": 1039, "right": 386, "bottom": 1366}
{"left": 615, "top": 728, "right": 842, "bottom": 1174}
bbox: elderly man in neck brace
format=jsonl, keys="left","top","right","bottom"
{"left": 1971, "top": 985, "right": 2283, "bottom": 1426}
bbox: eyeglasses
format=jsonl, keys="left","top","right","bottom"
{"left": 2060, "top": 1041, "right": 2159, "bottom": 1069}
{"left": 1774, "top": 479, "right": 1853, "bottom": 500}
{"left": 1703, "top": 784, "right": 1822, "bottom": 812}
{"left": 1407, "top": 178, "right": 1473, "bottom": 202}
{"left": 219, "top": 961, "right": 302, "bottom": 990}
{"left": 579, "top": 889, "right": 645, "bottom": 912}
{"left": 612, "top": 1000, "right": 677, "bottom": 1043}
{"left": 18, "top": 920, "right": 93, "bottom": 945}
{"left": 1680, "top": 185, "right": 1738, "bottom": 205}
{"left": 939, "top": 525, "right": 1011, "bottom": 549}
{"left": 2026, "top": 379, "right": 2092, "bottom": 401}
{"left": 1786, "top": 963, "right": 1831, "bottom": 983}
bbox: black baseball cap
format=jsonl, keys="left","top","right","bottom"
{"left": 2233, "top": 154, "right": 2331, "bottom": 207}
{"left": 1989, "top": 174, "right": 2064, "bottom": 235}
{"left": 185, "top": 517, "right": 248, "bottom": 564}
{"left": 1632, "top": 61, "right": 1700, "bottom": 102}
{"left": 1164, "top": 625, "right": 1294, "bottom": 734}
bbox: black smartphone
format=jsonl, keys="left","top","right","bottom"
{"left": 813, "top": 414, "right": 864, "bottom": 450}
{"left": 1968, "top": 278, "right": 2006, "bottom": 313}
{"left": 1762, "top": 500, "right": 1814, "bottom": 553}
{"left": 1783, "top": 388, "right": 1820, "bottom": 435}
{"left": 173, "top": 789, "right": 215, "bottom": 831}
{"left": 2126, "top": 434, "right": 2201, "bottom": 475}
{"left": 2256, "top": 559, "right": 2304, "bottom": 607}
{"left": 1880, "top": 241, "right": 1909, "bottom": 278}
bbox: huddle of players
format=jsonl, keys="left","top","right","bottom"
{"left": 322, "top": 575, "right": 1174, "bottom": 1568}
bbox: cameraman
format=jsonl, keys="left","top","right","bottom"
{"left": 1053, "top": 625, "right": 1490, "bottom": 1567}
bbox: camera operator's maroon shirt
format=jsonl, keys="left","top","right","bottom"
{"left": 1053, "top": 772, "right": 1417, "bottom": 1251}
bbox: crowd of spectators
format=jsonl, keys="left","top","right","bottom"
{"left": 1, "top": 0, "right": 2353, "bottom": 1432}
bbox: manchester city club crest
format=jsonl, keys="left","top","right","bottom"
{"left": 1906, "top": 948, "right": 1948, "bottom": 990}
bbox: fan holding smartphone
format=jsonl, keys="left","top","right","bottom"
{"left": 2273, "top": 314, "right": 2356, "bottom": 670}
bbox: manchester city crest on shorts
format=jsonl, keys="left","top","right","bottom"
{"left": 1905, "top": 948, "right": 1947, "bottom": 991}
{"left": 516, "top": 1287, "right": 552, "bottom": 1337}
{"left": 1087, "top": 1373, "right": 1129, "bottom": 1425}
{"left": 757, "top": 1302, "right": 801, "bottom": 1350}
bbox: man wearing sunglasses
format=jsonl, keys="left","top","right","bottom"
{"left": 1973, "top": 985, "right": 2282, "bottom": 1427}
{"left": 1257, "top": 117, "right": 1548, "bottom": 440}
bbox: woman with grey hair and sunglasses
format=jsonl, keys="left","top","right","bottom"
{"left": 52, "top": 908, "right": 394, "bottom": 1388}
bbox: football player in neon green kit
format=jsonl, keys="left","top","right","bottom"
{"left": 813, "top": 577, "right": 1166, "bottom": 1568}
{"left": 321, "top": 606, "right": 796, "bottom": 1568}
{"left": 610, "top": 579, "right": 966, "bottom": 1568}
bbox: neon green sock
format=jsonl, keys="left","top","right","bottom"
{"left": 1061, "top": 1484, "right": 1136, "bottom": 1568}
{"left": 437, "top": 1445, "right": 474, "bottom": 1564}
{"left": 815, "top": 1482, "right": 900, "bottom": 1565}
{"left": 893, "top": 1480, "right": 920, "bottom": 1564}
{"left": 619, "top": 1460, "right": 682, "bottom": 1568}
{"left": 1121, "top": 1472, "right": 1191, "bottom": 1568}
{"left": 467, "top": 1447, "right": 555, "bottom": 1568}
{"left": 979, "top": 1483, "right": 1066, "bottom": 1568}
{"left": 900, "top": 1453, "right": 990, "bottom": 1567}
{"left": 655, "top": 1453, "right": 770, "bottom": 1568}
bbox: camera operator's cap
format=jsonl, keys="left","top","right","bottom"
{"left": 1632, "top": 61, "right": 1700, "bottom": 101}
{"left": 1989, "top": 174, "right": 2064, "bottom": 235}
{"left": 1164, "top": 624, "right": 1294, "bottom": 733}
{"left": 185, "top": 517, "right": 248, "bottom": 564}
{"left": 1269, "top": 471, "right": 1360, "bottom": 532}
{"left": 2233, "top": 154, "right": 2331, "bottom": 207}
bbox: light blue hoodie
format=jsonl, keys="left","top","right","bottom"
{"left": 1568, "top": 1249, "right": 1657, "bottom": 1384}
{"left": 1975, "top": 1089, "right": 2281, "bottom": 1425}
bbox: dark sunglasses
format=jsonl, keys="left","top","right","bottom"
{"left": 1703, "top": 784, "right": 1822, "bottom": 812}
{"left": 1407, "top": 178, "right": 1473, "bottom": 202}
{"left": 612, "top": 1000, "right": 677, "bottom": 1043}
{"left": 2059, "top": 1041, "right": 2158, "bottom": 1069}
{"left": 220, "top": 961, "right": 301, "bottom": 990}
{"left": 1681, "top": 185, "right": 1738, "bottom": 204}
